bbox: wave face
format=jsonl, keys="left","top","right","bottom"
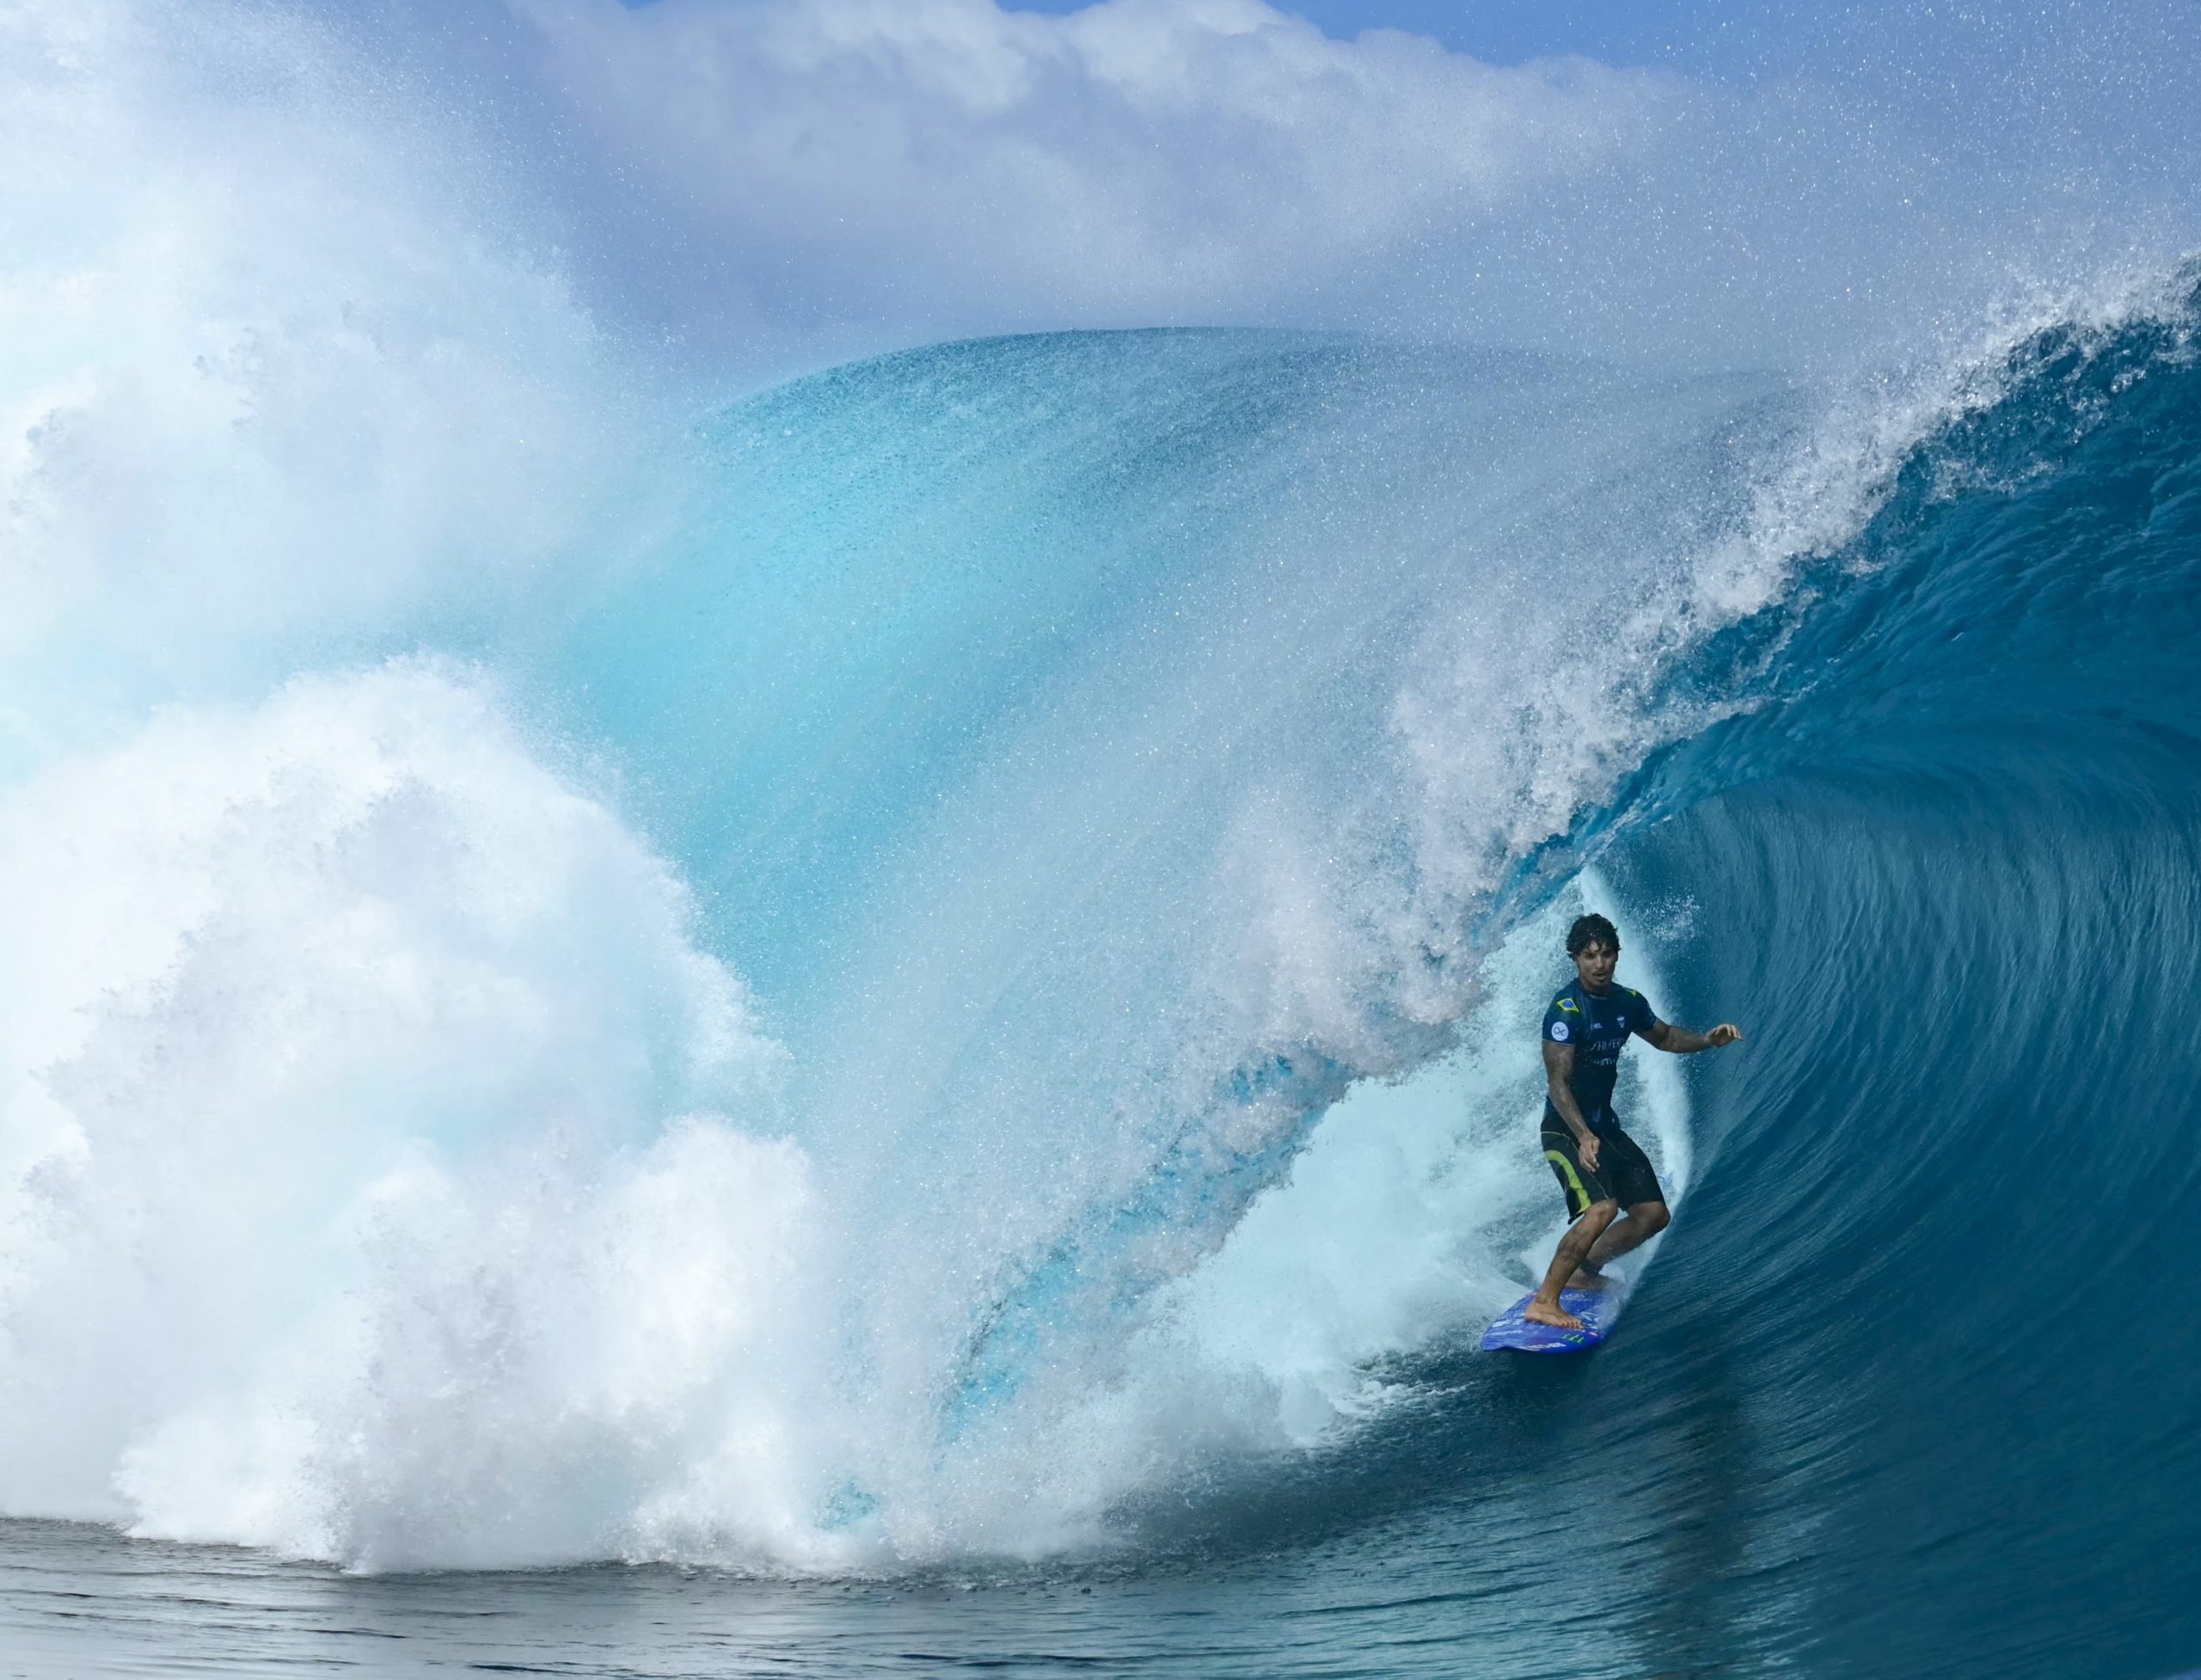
{"left": 4, "top": 53, "right": 2201, "bottom": 1655}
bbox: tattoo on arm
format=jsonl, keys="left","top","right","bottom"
{"left": 1542, "top": 1039, "right": 1595, "bottom": 1141}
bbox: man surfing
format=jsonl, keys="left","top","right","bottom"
{"left": 1525, "top": 913, "right": 1743, "bottom": 1331}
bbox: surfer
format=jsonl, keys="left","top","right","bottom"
{"left": 1524, "top": 914, "right": 1742, "bottom": 1331}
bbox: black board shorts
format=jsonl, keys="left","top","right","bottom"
{"left": 1542, "top": 1107, "right": 1664, "bottom": 1218}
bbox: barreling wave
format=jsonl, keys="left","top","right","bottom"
{"left": 1518, "top": 283, "right": 2201, "bottom": 1679}
{"left": 3, "top": 210, "right": 2199, "bottom": 1609}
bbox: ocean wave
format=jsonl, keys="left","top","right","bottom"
{"left": 3, "top": 72, "right": 2197, "bottom": 1567}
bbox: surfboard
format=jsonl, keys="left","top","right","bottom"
{"left": 1481, "top": 1285, "right": 1625, "bottom": 1353}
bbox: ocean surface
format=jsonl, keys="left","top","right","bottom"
{"left": 7, "top": 9, "right": 2201, "bottom": 1670}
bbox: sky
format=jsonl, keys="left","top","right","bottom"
{"left": 485, "top": 0, "right": 2201, "bottom": 383}
{"left": 37, "top": 0, "right": 2201, "bottom": 389}
{"left": 1008, "top": 0, "right": 1723, "bottom": 65}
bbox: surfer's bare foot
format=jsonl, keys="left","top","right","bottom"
{"left": 1523, "top": 1297, "right": 1585, "bottom": 1331}
{"left": 1566, "top": 1268, "right": 1610, "bottom": 1291}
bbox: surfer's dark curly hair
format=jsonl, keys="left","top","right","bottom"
{"left": 1566, "top": 913, "right": 1620, "bottom": 957}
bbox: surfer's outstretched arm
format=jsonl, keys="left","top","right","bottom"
{"left": 1647, "top": 1021, "right": 1742, "bottom": 1053}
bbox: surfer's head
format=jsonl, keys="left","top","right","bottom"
{"left": 1566, "top": 913, "right": 1620, "bottom": 990}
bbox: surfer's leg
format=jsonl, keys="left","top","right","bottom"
{"left": 1527, "top": 1200, "right": 1617, "bottom": 1329}
{"left": 1584, "top": 1199, "right": 1670, "bottom": 1270}
{"left": 1532, "top": 1121, "right": 1618, "bottom": 1327}
{"left": 1577, "top": 1122, "right": 1667, "bottom": 1274}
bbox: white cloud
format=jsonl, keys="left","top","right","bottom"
{"left": 477, "top": 0, "right": 2201, "bottom": 377}
{"left": 513, "top": 0, "right": 1674, "bottom": 331}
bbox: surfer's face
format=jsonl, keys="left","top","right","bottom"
{"left": 1573, "top": 940, "right": 1618, "bottom": 991}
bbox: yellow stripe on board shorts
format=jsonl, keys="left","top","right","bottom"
{"left": 1545, "top": 1148, "right": 1592, "bottom": 1216}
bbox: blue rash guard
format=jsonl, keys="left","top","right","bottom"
{"left": 1541, "top": 978, "right": 1662, "bottom": 1132}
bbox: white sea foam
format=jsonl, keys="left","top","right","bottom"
{"left": 0, "top": 665, "right": 807, "bottom": 1559}
{"left": 0, "top": 0, "right": 659, "bottom": 763}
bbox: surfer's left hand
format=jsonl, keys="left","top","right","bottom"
{"left": 1707, "top": 1023, "right": 1743, "bottom": 1046}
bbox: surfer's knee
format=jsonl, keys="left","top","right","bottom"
{"left": 1579, "top": 1199, "right": 1620, "bottom": 1235}
{"left": 1631, "top": 1201, "right": 1671, "bottom": 1236}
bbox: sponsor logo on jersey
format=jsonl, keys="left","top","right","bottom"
{"left": 1550, "top": 1021, "right": 1571, "bottom": 1041}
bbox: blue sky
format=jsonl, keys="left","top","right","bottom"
{"left": 1008, "top": 0, "right": 1723, "bottom": 65}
